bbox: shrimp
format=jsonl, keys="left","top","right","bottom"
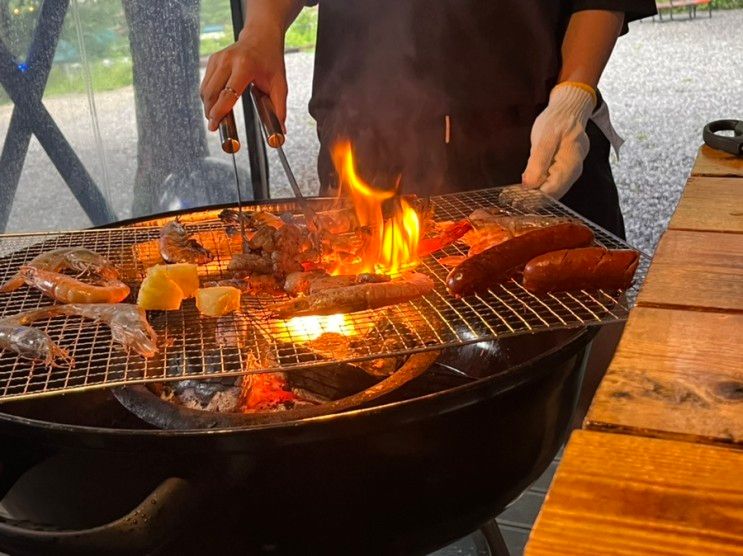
{"left": 18, "top": 267, "right": 130, "bottom": 304}
{"left": 19, "top": 303, "right": 158, "bottom": 358}
{"left": 417, "top": 220, "right": 473, "bottom": 258}
{"left": 0, "top": 247, "right": 119, "bottom": 293}
{"left": 0, "top": 314, "right": 73, "bottom": 367}
{"left": 271, "top": 272, "right": 434, "bottom": 318}
{"left": 159, "top": 219, "right": 213, "bottom": 264}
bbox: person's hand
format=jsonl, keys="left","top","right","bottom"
{"left": 200, "top": 24, "right": 287, "bottom": 132}
{"left": 521, "top": 82, "right": 596, "bottom": 199}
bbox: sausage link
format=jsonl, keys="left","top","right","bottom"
{"left": 446, "top": 222, "right": 594, "bottom": 296}
{"left": 522, "top": 247, "right": 639, "bottom": 294}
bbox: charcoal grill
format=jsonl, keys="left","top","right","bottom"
{"left": 0, "top": 186, "right": 648, "bottom": 403}
{"left": 0, "top": 187, "right": 638, "bottom": 555}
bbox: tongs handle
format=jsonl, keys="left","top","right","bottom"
{"left": 218, "top": 110, "right": 240, "bottom": 154}
{"left": 250, "top": 85, "right": 285, "bottom": 149}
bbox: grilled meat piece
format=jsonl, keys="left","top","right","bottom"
{"left": 228, "top": 253, "right": 274, "bottom": 275}
{"left": 446, "top": 222, "right": 595, "bottom": 296}
{"left": 284, "top": 271, "right": 391, "bottom": 296}
{"left": 271, "top": 272, "right": 434, "bottom": 318}
{"left": 522, "top": 247, "right": 639, "bottom": 294}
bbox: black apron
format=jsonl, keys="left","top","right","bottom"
{"left": 307, "top": 0, "right": 654, "bottom": 239}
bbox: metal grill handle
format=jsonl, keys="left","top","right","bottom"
{"left": 0, "top": 477, "right": 197, "bottom": 555}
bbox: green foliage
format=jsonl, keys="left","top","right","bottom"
{"left": 16, "top": 0, "right": 743, "bottom": 104}
{"left": 286, "top": 8, "right": 318, "bottom": 50}
{"left": 200, "top": 0, "right": 230, "bottom": 29}
{"left": 200, "top": 35, "right": 233, "bottom": 57}
{"left": 46, "top": 58, "right": 134, "bottom": 97}
{"left": 198, "top": 5, "right": 318, "bottom": 54}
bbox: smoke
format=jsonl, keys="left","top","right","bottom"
{"left": 312, "top": 2, "right": 449, "bottom": 195}
{"left": 311, "top": 1, "right": 561, "bottom": 196}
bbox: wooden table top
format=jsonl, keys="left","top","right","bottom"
{"left": 585, "top": 306, "right": 743, "bottom": 446}
{"left": 669, "top": 177, "right": 743, "bottom": 234}
{"left": 692, "top": 145, "right": 743, "bottom": 178}
{"left": 526, "top": 146, "right": 743, "bottom": 554}
{"left": 637, "top": 229, "right": 743, "bottom": 312}
{"left": 526, "top": 430, "right": 743, "bottom": 556}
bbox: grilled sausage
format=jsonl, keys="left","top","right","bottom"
{"left": 446, "top": 222, "right": 594, "bottom": 296}
{"left": 522, "top": 247, "right": 639, "bottom": 294}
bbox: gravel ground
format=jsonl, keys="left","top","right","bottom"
{"left": 601, "top": 9, "right": 743, "bottom": 252}
{"left": 1, "top": 11, "right": 742, "bottom": 253}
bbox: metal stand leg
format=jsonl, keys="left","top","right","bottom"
{"left": 480, "top": 519, "right": 510, "bottom": 556}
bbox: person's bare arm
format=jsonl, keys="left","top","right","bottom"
{"left": 200, "top": 0, "right": 305, "bottom": 131}
{"left": 559, "top": 10, "right": 624, "bottom": 88}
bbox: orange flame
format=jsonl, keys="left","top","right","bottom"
{"left": 331, "top": 141, "right": 420, "bottom": 275}
{"left": 279, "top": 141, "right": 420, "bottom": 342}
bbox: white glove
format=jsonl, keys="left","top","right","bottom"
{"left": 522, "top": 82, "right": 597, "bottom": 199}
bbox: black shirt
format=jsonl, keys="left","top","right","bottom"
{"left": 305, "top": 0, "right": 656, "bottom": 192}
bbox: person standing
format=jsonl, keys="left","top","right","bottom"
{"left": 201, "top": 1, "right": 656, "bottom": 237}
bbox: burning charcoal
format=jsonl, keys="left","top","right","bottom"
{"left": 164, "top": 350, "right": 243, "bottom": 379}
{"left": 161, "top": 378, "right": 243, "bottom": 413}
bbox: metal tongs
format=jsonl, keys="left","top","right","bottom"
{"left": 249, "top": 86, "right": 321, "bottom": 235}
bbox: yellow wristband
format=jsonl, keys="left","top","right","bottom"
{"left": 555, "top": 81, "right": 597, "bottom": 105}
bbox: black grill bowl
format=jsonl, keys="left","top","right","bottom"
{"left": 0, "top": 325, "right": 594, "bottom": 556}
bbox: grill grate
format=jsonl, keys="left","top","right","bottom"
{"left": 0, "top": 186, "right": 650, "bottom": 402}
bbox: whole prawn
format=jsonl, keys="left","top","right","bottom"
{"left": 18, "top": 267, "right": 130, "bottom": 304}
{"left": 18, "top": 303, "right": 158, "bottom": 358}
{"left": 159, "top": 219, "right": 213, "bottom": 264}
{"left": 0, "top": 247, "right": 119, "bottom": 293}
{"left": 0, "top": 313, "right": 73, "bottom": 367}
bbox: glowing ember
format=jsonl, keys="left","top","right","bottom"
{"left": 331, "top": 141, "right": 420, "bottom": 276}
{"left": 284, "top": 313, "right": 357, "bottom": 343}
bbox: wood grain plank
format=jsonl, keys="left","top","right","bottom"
{"left": 669, "top": 176, "right": 743, "bottom": 233}
{"left": 638, "top": 264, "right": 743, "bottom": 312}
{"left": 637, "top": 231, "right": 743, "bottom": 312}
{"left": 649, "top": 230, "right": 743, "bottom": 269}
{"left": 585, "top": 307, "right": 743, "bottom": 445}
{"left": 526, "top": 430, "right": 743, "bottom": 556}
{"left": 692, "top": 145, "right": 743, "bottom": 178}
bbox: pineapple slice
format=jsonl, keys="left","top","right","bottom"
{"left": 147, "top": 263, "right": 199, "bottom": 298}
{"left": 195, "top": 286, "right": 241, "bottom": 317}
{"left": 137, "top": 271, "right": 184, "bottom": 311}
